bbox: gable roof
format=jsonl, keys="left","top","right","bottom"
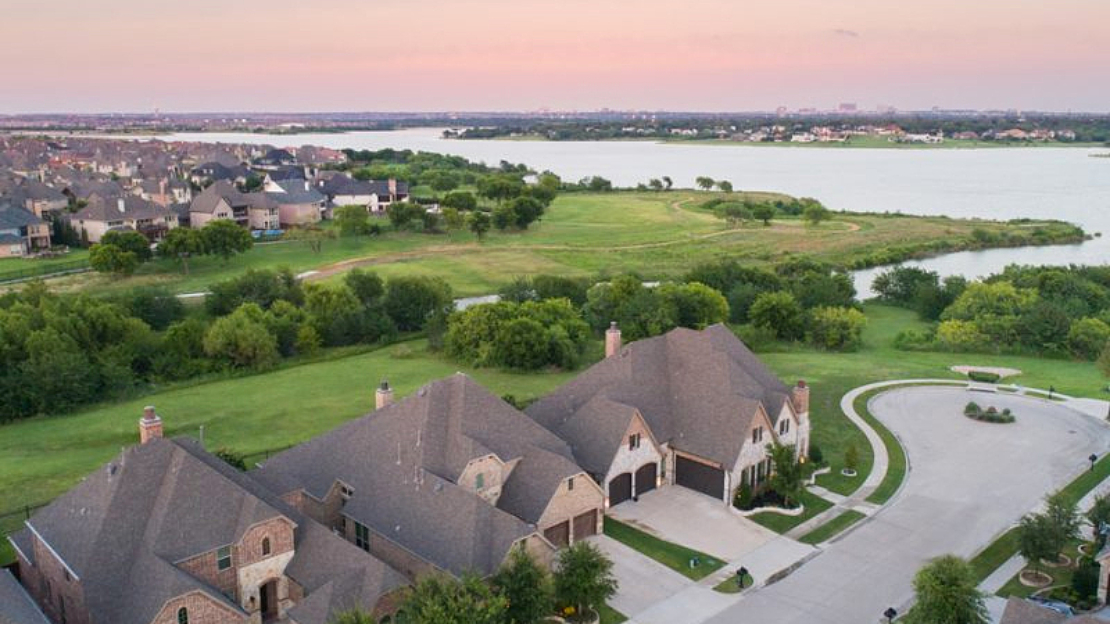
{"left": 266, "top": 179, "right": 326, "bottom": 205}
{"left": 0, "top": 204, "right": 43, "bottom": 230}
{"left": 73, "top": 194, "right": 174, "bottom": 222}
{"left": 190, "top": 180, "right": 246, "bottom": 214}
{"left": 0, "top": 570, "right": 50, "bottom": 624}
{"left": 255, "top": 374, "right": 573, "bottom": 575}
{"left": 999, "top": 597, "right": 1067, "bottom": 624}
{"left": 526, "top": 324, "right": 793, "bottom": 470}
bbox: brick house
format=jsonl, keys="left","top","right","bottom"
{"left": 0, "top": 202, "right": 51, "bottom": 257}
{"left": 261, "top": 179, "right": 326, "bottom": 226}
{"left": 70, "top": 195, "right": 179, "bottom": 243}
{"left": 253, "top": 374, "right": 605, "bottom": 579}
{"left": 190, "top": 181, "right": 280, "bottom": 231}
{"left": 527, "top": 324, "right": 811, "bottom": 507}
{"left": 7, "top": 409, "right": 405, "bottom": 624}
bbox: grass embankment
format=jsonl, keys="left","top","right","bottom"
{"left": 25, "top": 191, "right": 1081, "bottom": 299}
{"left": 798, "top": 510, "right": 867, "bottom": 545}
{"left": 746, "top": 490, "right": 834, "bottom": 533}
{"left": 856, "top": 387, "right": 911, "bottom": 505}
{"left": 602, "top": 518, "right": 725, "bottom": 581}
{"left": 2, "top": 305, "right": 1106, "bottom": 565}
{"left": 969, "top": 455, "right": 1110, "bottom": 587}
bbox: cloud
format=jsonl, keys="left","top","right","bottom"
{"left": 833, "top": 28, "right": 860, "bottom": 37}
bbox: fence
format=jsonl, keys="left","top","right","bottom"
{"left": 0, "top": 258, "right": 90, "bottom": 284}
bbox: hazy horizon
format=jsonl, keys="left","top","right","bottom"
{"left": 1, "top": 0, "right": 1107, "bottom": 114}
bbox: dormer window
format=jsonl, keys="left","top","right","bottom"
{"left": 262, "top": 537, "right": 271, "bottom": 556}
{"left": 752, "top": 427, "right": 764, "bottom": 444}
{"left": 779, "top": 420, "right": 790, "bottom": 435}
{"left": 177, "top": 607, "right": 189, "bottom": 624}
{"left": 628, "top": 433, "right": 641, "bottom": 450}
{"left": 216, "top": 546, "right": 232, "bottom": 571}
{"left": 567, "top": 477, "right": 575, "bottom": 490}
{"left": 476, "top": 473, "right": 485, "bottom": 490}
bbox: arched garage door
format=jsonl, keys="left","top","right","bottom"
{"left": 675, "top": 456, "right": 724, "bottom": 500}
{"left": 635, "top": 462, "right": 657, "bottom": 496}
{"left": 609, "top": 472, "right": 633, "bottom": 506}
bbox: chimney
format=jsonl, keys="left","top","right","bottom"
{"left": 792, "top": 380, "right": 810, "bottom": 415}
{"left": 605, "top": 322, "right": 622, "bottom": 358}
{"left": 388, "top": 178, "right": 397, "bottom": 197}
{"left": 139, "top": 405, "right": 163, "bottom": 444}
{"left": 375, "top": 380, "right": 394, "bottom": 410}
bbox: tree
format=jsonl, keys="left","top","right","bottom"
{"left": 101, "top": 230, "right": 152, "bottom": 261}
{"left": 1017, "top": 513, "right": 1060, "bottom": 574}
{"left": 647, "top": 178, "right": 664, "bottom": 191}
{"left": 383, "top": 276, "right": 453, "bottom": 331}
{"left": 442, "top": 190, "right": 478, "bottom": 212}
{"left": 158, "top": 227, "right": 204, "bottom": 274}
{"left": 696, "top": 176, "right": 715, "bottom": 191}
{"left": 202, "top": 303, "right": 280, "bottom": 370}
{"left": 657, "top": 282, "right": 729, "bottom": 329}
{"left": 201, "top": 219, "right": 253, "bottom": 264}
{"left": 492, "top": 546, "right": 553, "bottom": 624}
{"left": 285, "top": 225, "right": 335, "bottom": 254}
{"left": 1068, "top": 317, "right": 1110, "bottom": 360}
{"left": 493, "top": 317, "right": 551, "bottom": 370}
{"left": 906, "top": 555, "right": 988, "bottom": 624}
{"left": 387, "top": 201, "right": 418, "bottom": 229}
{"left": 751, "top": 203, "right": 776, "bottom": 226}
{"left": 766, "top": 443, "right": 804, "bottom": 507}
{"left": 344, "top": 269, "right": 385, "bottom": 307}
{"left": 1087, "top": 493, "right": 1110, "bottom": 542}
{"left": 468, "top": 211, "right": 492, "bottom": 240}
{"left": 492, "top": 205, "right": 515, "bottom": 231}
{"left": 661, "top": 175, "right": 673, "bottom": 190}
{"left": 714, "top": 202, "right": 751, "bottom": 227}
{"left": 477, "top": 174, "right": 525, "bottom": 205}
{"left": 402, "top": 574, "right": 507, "bottom": 624}
{"left": 333, "top": 205, "right": 371, "bottom": 237}
{"left": 554, "top": 541, "right": 617, "bottom": 619}
{"left": 802, "top": 203, "right": 831, "bottom": 226}
{"left": 1044, "top": 492, "right": 1081, "bottom": 548}
{"left": 508, "top": 196, "right": 545, "bottom": 229}
{"left": 584, "top": 176, "right": 613, "bottom": 192}
{"left": 807, "top": 306, "right": 867, "bottom": 351}
{"left": 749, "top": 291, "right": 804, "bottom": 340}
{"left": 717, "top": 180, "right": 733, "bottom": 193}
{"left": 442, "top": 207, "right": 465, "bottom": 230}
{"left": 89, "top": 243, "right": 139, "bottom": 276}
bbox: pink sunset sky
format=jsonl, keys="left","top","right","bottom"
{"left": 0, "top": 0, "right": 1106, "bottom": 113}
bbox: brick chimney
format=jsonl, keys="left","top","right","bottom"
{"left": 605, "top": 322, "right": 622, "bottom": 358}
{"left": 375, "top": 380, "right": 394, "bottom": 410}
{"left": 387, "top": 178, "right": 397, "bottom": 198}
{"left": 791, "top": 381, "right": 810, "bottom": 415}
{"left": 139, "top": 405, "right": 163, "bottom": 444}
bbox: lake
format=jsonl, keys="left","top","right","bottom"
{"left": 167, "top": 129, "right": 1110, "bottom": 297}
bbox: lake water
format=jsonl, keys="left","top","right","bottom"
{"left": 167, "top": 129, "right": 1110, "bottom": 297}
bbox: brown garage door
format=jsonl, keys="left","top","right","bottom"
{"left": 544, "top": 521, "right": 569, "bottom": 547}
{"left": 609, "top": 472, "right": 633, "bottom": 506}
{"left": 675, "top": 455, "right": 724, "bottom": 500}
{"left": 635, "top": 462, "right": 657, "bottom": 496}
{"left": 573, "top": 509, "right": 598, "bottom": 541}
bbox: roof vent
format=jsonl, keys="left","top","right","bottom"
{"left": 434, "top": 482, "right": 444, "bottom": 493}
{"left": 395, "top": 525, "right": 401, "bottom": 533}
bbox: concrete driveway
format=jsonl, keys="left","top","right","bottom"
{"left": 702, "top": 386, "right": 1110, "bottom": 624}
{"left": 608, "top": 484, "right": 776, "bottom": 561}
{"left": 588, "top": 534, "right": 692, "bottom": 618}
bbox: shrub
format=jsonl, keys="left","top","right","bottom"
{"left": 808, "top": 443, "right": 824, "bottom": 465}
{"left": 807, "top": 306, "right": 867, "bottom": 351}
{"left": 893, "top": 328, "right": 935, "bottom": 351}
{"left": 967, "top": 370, "right": 1001, "bottom": 383}
{"left": 733, "top": 483, "right": 754, "bottom": 510}
{"left": 964, "top": 401, "right": 980, "bottom": 416}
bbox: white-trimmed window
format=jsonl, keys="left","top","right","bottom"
{"left": 216, "top": 545, "right": 232, "bottom": 571}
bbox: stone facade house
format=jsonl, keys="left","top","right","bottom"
{"left": 254, "top": 374, "right": 604, "bottom": 579}
{"left": 7, "top": 410, "right": 405, "bottom": 624}
{"left": 190, "top": 182, "right": 279, "bottom": 231}
{"left": 262, "top": 179, "right": 325, "bottom": 226}
{"left": 527, "top": 324, "right": 811, "bottom": 507}
{"left": 315, "top": 175, "right": 409, "bottom": 215}
{"left": 71, "top": 195, "right": 179, "bottom": 243}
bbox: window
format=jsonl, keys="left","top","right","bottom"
{"left": 355, "top": 522, "right": 370, "bottom": 552}
{"left": 261, "top": 538, "right": 271, "bottom": 556}
{"left": 177, "top": 607, "right": 189, "bottom": 624}
{"left": 752, "top": 427, "right": 763, "bottom": 444}
{"left": 340, "top": 484, "right": 354, "bottom": 500}
{"left": 628, "top": 433, "right": 641, "bottom": 450}
{"left": 475, "top": 473, "right": 485, "bottom": 490}
{"left": 779, "top": 420, "right": 789, "bottom": 435}
{"left": 216, "top": 546, "right": 232, "bottom": 571}
{"left": 567, "top": 477, "right": 575, "bottom": 491}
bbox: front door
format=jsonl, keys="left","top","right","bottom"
{"left": 260, "top": 580, "right": 278, "bottom": 622}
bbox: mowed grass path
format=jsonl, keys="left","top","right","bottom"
{"left": 29, "top": 191, "right": 1065, "bottom": 298}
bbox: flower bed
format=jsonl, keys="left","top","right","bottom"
{"left": 964, "top": 401, "right": 1015, "bottom": 423}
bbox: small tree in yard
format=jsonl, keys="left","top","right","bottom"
{"left": 468, "top": 211, "right": 492, "bottom": 241}
{"left": 89, "top": 243, "right": 139, "bottom": 276}
{"left": 492, "top": 546, "right": 553, "bottom": 624}
{"left": 158, "top": 227, "right": 205, "bottom": 274}
{"left": 1087, "top": 493, "right": 1110, "bottom": 544}
{"left": 333, "top": 204, "right": 371, "bottom": 237}
{"left": 766, "top": 443, "right": 804, "bottom": 507}
{"left": 1044, "top": 491, "right": 1081, "bottom": 549}
{"left": 201, "top": 219, "right": 253, "bottom": 264}
{"left": 402, "top": 574, "right": 507, "bottom": 624}
{"left": 554, "top": 541, "right": 617, "bottom": 621}
{"left": 101, "top": 230, "right": 153, "bottom": 261}
{"left": 285, "top": 225, "right": 335, "bottom": 254}
{"left": 1017, "top": 512, "right": 1060, "bottom": 576}
{"left": 905, "top": 555, "right": 988, "bottom": 624}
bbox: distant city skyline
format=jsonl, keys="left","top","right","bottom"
{"left": 1, "top": 0, "right": 1106, "bottom": 114}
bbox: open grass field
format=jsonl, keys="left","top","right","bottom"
{"left": 24, "top": 191, "right": 1078, "bottom": 298}
{"left": 1, "top": 304, "right": 1106, "bottom": 565}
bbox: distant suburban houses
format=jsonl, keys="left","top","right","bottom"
{"left": 2, "top": 324, "right": 811, "bottom": 624}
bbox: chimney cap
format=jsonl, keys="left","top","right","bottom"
{"left": 379, "top": 379, "right": 391, "bottom": 391}
{"left": 797, "top": 380, "right": 807, "bottom": 389}
{"left": 142, "top": 405, "right": 157, "bottom": 420}
{"left": 608, "top": 321, "right": 619, "bottom": 330}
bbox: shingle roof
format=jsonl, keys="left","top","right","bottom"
{"left": 266, "top": 179, "right": 326, "bottom": 205}
{"left": 527, "top": 324, "right": 793, "bottom": 469}
{"left": 0, "top": 204, "right": 43, "bottom": 229}
{"left": 255, "top": 374, "right": 571, "bottom": 575}
{"left": 73, "top": 194, "right": 174, "bottom": 222}
{"left": 999, "top": 597, "right": 1067, "bottom": 624}
{"left": 0, "top": 570, "right": 50, "bottom": 624}
{"left": 190, "top": 180, "right": 246, "bottom": 214}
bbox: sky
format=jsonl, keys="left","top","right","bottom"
{"left": 1, "top": 0, "right": 1107, "bottom": 114}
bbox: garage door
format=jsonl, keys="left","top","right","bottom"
{"left": 609, "top": 472, "right": 633, "bottom": 506}
{"left": 573, "top": 509, "right": 598, "bottom": 541}
{"left": 544, "top": 521, "right": 569, "bottom": 547}
{"left": 675, "top": 456, "right": 724, "bottom": 500}
{"left": 635, "top": 462, "right": 657, "bottom": 496}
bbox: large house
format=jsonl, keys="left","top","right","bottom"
{"left": 71, "top": 195, "right": 179, "bottom": 243}
{"left": 253, "top": 374, "right": 605, "bottom": 578}
{"left": 526, "top": 324, "right": 810, "bottom": 506}
{"left": 315, "top": 175, "right": 409, "bottom": 215}
{"left": 262, "top": 179, "right": 326, "bottom": 226}
{"left": 0, "top": 203, "right": 51, "bottom": 257}
{"left": 7, "top": 410, "right": 405, "bottom": 624}
{"left": 190, "top": 181, "right": 280, "bottom": 231}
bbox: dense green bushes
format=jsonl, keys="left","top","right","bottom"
{"left": 445, "top": 299, "right": 590, "bottom": 370}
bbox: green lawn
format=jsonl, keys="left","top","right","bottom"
{"left": 746, "top": 490, "right": 834, "bottom": 534}
{"left": 798, "top": 510, "right": 867, "bottom": 545}
{"left": 597, "top": 603, "right": 627, "bottom": 624}
{"left": 602, "top": 517, "right": 725, "bottom": 581}
{"left": 996, "top": 539, "right": 1090, "bottom": 599}
{"left": 26, "top": 191, "right": 1081, "bottom": 299}
{"left": 857, "top": 387, "right": 911, "bottom": 505}
{"left": 712, "top": 572, "right": 754, "bottom": 594}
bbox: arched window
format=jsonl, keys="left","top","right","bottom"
{"left": 261, "top": 537, "right": 271, "bottom": 556}
{"left": 177, "top": 607, "right": 189, "bottom": 624}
